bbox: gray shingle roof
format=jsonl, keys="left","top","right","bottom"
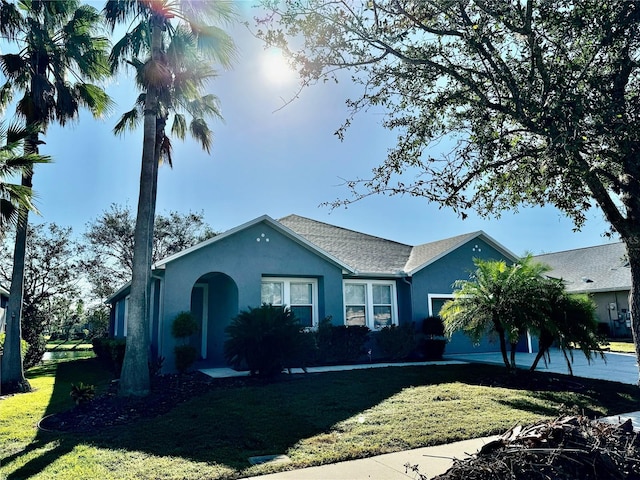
{"left": 534, "top": 242, "right": 630, "bottom": 293}
{"left": 278, "top": 215, "right": 503, "bottom": 276}
{"left": 278, "top": 214, "right": 413, "bottom": 274}
{"left": 405, "top": 232, "right": 482, "bottom": 273}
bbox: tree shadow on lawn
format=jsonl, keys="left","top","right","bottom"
{"left": 7, "top": 360, "right": 640, "bottom": 479}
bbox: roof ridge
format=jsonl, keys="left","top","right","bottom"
{"left": 279, "top": 214, "right": 413, "bottom": 247}
{"left": 534, "top": 241, "right": 625, "bottom": 257}
{"left": 412, "top": 230, "right": 481, "bottom": 248}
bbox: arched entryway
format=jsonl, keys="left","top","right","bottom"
{"left": 190, "top": 272, "right": 239, "bottom": 366}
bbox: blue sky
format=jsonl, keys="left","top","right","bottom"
{"left": 8, "top": 1, "right": 619, "bottom": 256}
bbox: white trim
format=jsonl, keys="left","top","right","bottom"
{"left": 427, "top": 293, "right": 455, "bottom": 317}
{"left": 343, "top": 279, "right": 398, "bottom": 329}
{"left": 261, "top": 277, "right": 319, "bottom": 328}
{"left": 196, "top": 284, "right": 210, "bottom": 359}
{"left": 114, "top": 301, "right": 119, "bottom": 336}
{"left": 154, "top": 215, "right": 353, "bottom": 273}
{"left": 123, "top": 295, "right": 130, "bottom": 337}
{"left": 149, "top": 281, "right": 156, "bottom": 344}
{"left": 157, "top": 278, "right": 164, "bottom": 356}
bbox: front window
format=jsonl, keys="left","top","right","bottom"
{"left": 343, "top": 280, "right": 397, "bottom": 329}
{"left": 372, "top": 284, "right": 392, "bottom": 328}
{"left": 261, "top": 277, "right": 318, "bottom": 328}
{"left": 345, "top": 283, "right": 367, "bottom": 326}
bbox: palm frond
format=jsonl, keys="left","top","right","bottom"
{"left": 0, "top": 81, "right": 13, "bottom": 112}
{"left": 109, "top": 21, "right": 150, "bottom": 72}
{"left": 171, "top": 113, "right": 187, "bottom": 140}
{"left": 0, "top": 0, "right": 24, "bottom": 39}
{"left": 113, "top": 108, "right": 141, "bottom": 136}
{"left": 191, "top": 24, "right": 237, "bottom": 68}
{"left": 102, "top": 0, "right": 151, "bottom": 32}
{"left": 189, "top": 118, "right": 212, "bottom": 153}
{"left": 159, "top": 133, "right": 173, "bottom": 168}
{"left": 75, "top": 83, "right": 115, "bottom": 118}
{"left": 0, "top": 53, "right": 28, "bottom": 80}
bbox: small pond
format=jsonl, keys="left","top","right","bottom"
{"left": 42, "top": 350, "right": 94, "bottom": 361}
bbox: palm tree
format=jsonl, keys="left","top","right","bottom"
{"left": 0, "top": 0, "right": 111, "bottom": 394}
{"left": 440, "top": 256, "right": 551, "bottom": 371}
{"left": 529, "top": 286, "right": 604, "bottom": 375}
{"left": 103, "top": 0, "right": 236, "bottom": 396}
{"left": 0, "top": 123, "right": 50, "bottom": 230}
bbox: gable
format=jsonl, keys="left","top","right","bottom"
{"left": 155, "top": 215, "right": 352, "bottom": 273}
{"left": 405, "top": 231, "right": 519, "bottom": 275}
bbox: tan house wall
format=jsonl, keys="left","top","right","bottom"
{"left": 591, "top": 290, "right": 631, "bottom": 338}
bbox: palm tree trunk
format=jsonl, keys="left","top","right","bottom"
{"left": 530, "top": 329, "right": 554, "bottom": 372}
{"left": 493, "top": 321, "right": 511, "bottom": 370}
{"left": 118, "top": 17, "right": 164, "bottom": 397}
{"left": 0, "top": 173, "right": 31, "bottom": 394}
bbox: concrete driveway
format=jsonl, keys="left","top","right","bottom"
{"left": 446, "top": 348, "right": 640, "bottom": 385}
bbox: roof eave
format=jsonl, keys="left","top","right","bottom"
{"left": 105, "top": 281, "right": 131, "bottom": 304}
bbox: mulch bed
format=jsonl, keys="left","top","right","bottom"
{"left": 38, "top": 372, "right": 247, "bottom": 433}
{"left": 421, "top": 416, "right": 640, "bottom": 480}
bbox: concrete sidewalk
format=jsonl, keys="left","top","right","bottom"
{"left": 241, "top": 436, "right": 498, "bottom": 480}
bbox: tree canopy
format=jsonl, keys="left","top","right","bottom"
{"left": 260, "top": 0, "right": 640, "bottom": 377}
{"left": 0, "top": 223, "right": 83, "bottom": 369}
{"left": 82, "top": 204, "right": 216, "bottom": 299}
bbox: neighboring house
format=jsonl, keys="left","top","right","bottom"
{"left": 534, "top": 242, "right": 632, "bottom": 338}
{"left": 0, "top": 285, "right": 8, "bottom": 334}
{"left": 107, "top": 214, "right": 523, "bottom": 371}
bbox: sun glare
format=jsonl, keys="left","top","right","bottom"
{"left": 261, "top": 47, "right": 296, "bottom": 85}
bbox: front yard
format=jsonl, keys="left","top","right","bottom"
{"left": 2, "top": 356, "right": 640, "bottom": 479}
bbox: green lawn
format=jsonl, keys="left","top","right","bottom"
{"left": 606, "top": 340, "right": 637, "bottom": 354}
{"left": 2, "top": 358, "right": 640, "bottom": 480}
{"left": 45, "top": 339, "right": 93, "bottom": 351}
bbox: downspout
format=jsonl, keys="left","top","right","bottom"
{"left": 401, "top": 273, "right": 414, "bottom": 328}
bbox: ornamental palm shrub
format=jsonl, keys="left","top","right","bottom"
{"left": 224, "top": 305, "right": 309, "bottom": 377}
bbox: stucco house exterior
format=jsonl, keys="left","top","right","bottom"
{"left": 534, "top": 242, "right": 632, "bottom": 338}
{"left": 107, "top": 214, "right": 524, "bottom": 370}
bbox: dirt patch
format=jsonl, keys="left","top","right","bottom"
{"left": 39, "top": 372, "right": 248, "bottom": 433}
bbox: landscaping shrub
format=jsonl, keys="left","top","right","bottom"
{"left": 375, "top": 324, "right": 417, "bottom": 361}
{"left": 92, "top": 337, "right": 126, "bottom": 375}
{"left": 171, "top": 311, "right": 199, "bottom": 373}
{"left": 422, "top": 316, "right": 447, "bottom": 360}
{"left": 70, "top": 382, "right": 96, "bottom": 406}
{"left": 174, "top": 345, "right": 198, "bottom": 374}
{"left": 224, "top": 304, "right": 311, "bottom": 377}
{"left": 171, "top": 311, "right": 199, "bottom": 338}
{"left": 423, "top": 315, "right": 446, "bottom": 337}
{"left": 315, "top": 317, "right": 370, "bottom": 364}
{"left": 23, "top": 334, "right": 46, "bottom": 369}
{"left": 0, "top": 333, "right": 29, "bottom": 362}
